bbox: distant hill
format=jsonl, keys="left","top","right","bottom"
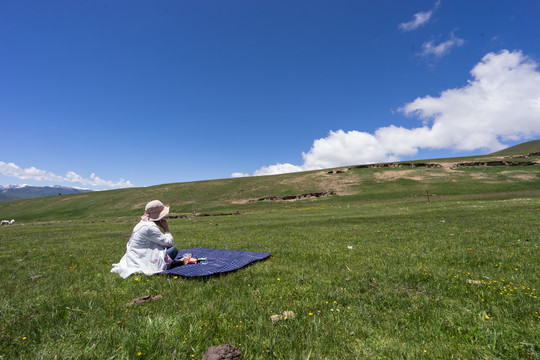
{"left": 1, "top": 146, "right": 538, "bottom": 223}
{"left": 491, "top": 139, "right": 540, "bottom": 155}
{"left": 0, "top": 140, "right": 538, "bottom": 221}
{"left": 0, "top": 185, "right": 92, "bottom": 202}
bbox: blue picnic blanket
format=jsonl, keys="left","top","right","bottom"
{"left": 162, "top": 248, "right": 271, "bottom": 277}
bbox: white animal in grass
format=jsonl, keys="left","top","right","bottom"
{"left": 1, "top": 219, "right": 15, "bottom": 226}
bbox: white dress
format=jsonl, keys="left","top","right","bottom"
{"left": 111, "top": 220, "right": 174, "bottom": 278}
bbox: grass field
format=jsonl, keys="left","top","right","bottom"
{"left": 0, "top": 153, "right": 539, "bottom": 359}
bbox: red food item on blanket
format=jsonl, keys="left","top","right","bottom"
{"left": 182, "top": 253, "right": 200, "bottom": 264}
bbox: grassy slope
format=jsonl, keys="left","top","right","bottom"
{"left": 0, "top": 150, "right": 539, "bottom": 223}
{"left": 0, "top": 150, "right": 539, "bottom": 359}
{"left": 491, "top": 139, "right": 540, "bottom": 155}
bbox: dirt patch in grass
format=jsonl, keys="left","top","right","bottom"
{"left": 500, "top": 171, "right": 538, "bottom": 181}
{"left": 374, "top": 170, "right": 424, "bottom": 182}
{"left": 373, "top": 168, "right": 461, "bottom": 182}
{"left": 278, "top": 171, "right": 359, "bottom": 195}
{"left": 230, "top": 199, "right": 251, "bottom": 204}
{"left": 248, "top": 191, "right": 337, "bottom": 202}
{"left": 231, "top": 170, "right": 358, "bottom": 203}
{"left": 316, "top": 171, "right": 359, "bottom": 195}
{"left": 468, "top": 172, "right": 491, "bottom": 180}
{"left": 127, "top": 294, "right": 163, "bottom": 306}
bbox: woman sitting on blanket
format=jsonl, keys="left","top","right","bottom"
{"left": 111, "top": 200, "right": 189, "bottom": 278}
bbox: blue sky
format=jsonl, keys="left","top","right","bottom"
{"left": 1, "top": 0, "right": 539, "bottom": 190}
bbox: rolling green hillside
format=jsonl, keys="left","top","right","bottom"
{"left": 491, "top": 139, "right": 540, "bottom": 155}
{"left": 1, "top": 144, "right": 539, "bottom": 359}
{"left": 0, "top": 150, "right": 538, "bottom": 223}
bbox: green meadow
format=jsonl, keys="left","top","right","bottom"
{"left": 0, "top": 151, "right": 539, "bottom": 359}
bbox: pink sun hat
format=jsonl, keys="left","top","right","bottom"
{"left": 141, "top": 200, "right": 170, "bottom": 221}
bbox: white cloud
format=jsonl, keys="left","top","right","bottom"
{"left": 65, "top": 171, "right": 86, "bottom": 184}
{"left": 401, "top": 50, "right": 540, "bottom": 150}
{"left": 236, "top": 50, "right": 540, "bottom": 177}
{"left": 302, "top": 130, "right": 394, "bottom": 169}
{"left": 253, "top": 163, "right": 303, "bottom": 176}
{"left": 399, "top": 1, "right": 440, "bottom": 32}
{"left": 0, "top": 162, "right": 64, "bottom": 182}
{"left": 231, "top": 172, "right": 250, "bottom": 178}
{"left": 420, "top": 32, "right": 464, "bottom": 58}
{"left": 0, "top": 162, "right": 134, "bottom": 188}
{"left": 89, "top": 173, "right": 133, "bottom": 188}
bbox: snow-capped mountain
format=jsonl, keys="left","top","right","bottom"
{"left": 0, "top": 184, "right": 29, "bottom": 190}
{"left": 0, "top": 184, "right": 92, "bottom": 202}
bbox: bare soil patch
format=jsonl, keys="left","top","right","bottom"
{"left": 374, "top": 170, "right": 424, "bottom": 182}
{"left": 500, "top": 171, "right": 538, "bottom": 181}
{"left": 248, "top": 191, "right": 336, "bottom": 202}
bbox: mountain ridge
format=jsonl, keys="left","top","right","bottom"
{"left": 0, "top": 185, "right": 92, "bottom": 202}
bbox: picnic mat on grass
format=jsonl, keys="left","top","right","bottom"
{"left": 162, "top": 248, "right": 271, "bottom": 277}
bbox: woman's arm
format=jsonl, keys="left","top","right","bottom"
{"left": 158, "top": 219, "right": 170, "bottom": 232}
{"left": 147, "top": 220, "right": 174, "bottom": 247}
